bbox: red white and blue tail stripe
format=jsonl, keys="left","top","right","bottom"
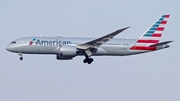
{"left": 131, "top": 14, "right": 170, "bottom": 50}
{"left": 137, "top": 14, "right": 170, "bottom": 45}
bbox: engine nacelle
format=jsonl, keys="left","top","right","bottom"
{"left": 59, "top": 45, "right": 77, "bottom": 56}
{"left": 55, "top": 45, "right": 77, "bottom": 60}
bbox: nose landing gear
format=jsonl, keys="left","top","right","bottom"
{"left": 18, "top": 53, "right": 23, "bottom": 61}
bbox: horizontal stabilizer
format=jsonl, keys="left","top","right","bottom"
{"left": 150, "top": 41, "right": 173, "bottom": 47}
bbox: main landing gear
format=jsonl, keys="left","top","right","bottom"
{"left": 83, "top": 57, "right": 94, "bottom": 64}
{"left": 83, "top": 49, "right": 94, "bottom": 64}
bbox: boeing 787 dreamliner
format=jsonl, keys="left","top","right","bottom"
{"left": 6, "top": 14, "right": 173, "bottom": 64}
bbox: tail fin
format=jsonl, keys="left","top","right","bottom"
{"left": 136, "top": 14, "right": 170, "bottom": 45}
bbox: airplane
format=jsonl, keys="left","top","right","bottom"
{"left": 6, "top": 14, "right": 173, "bottom": 64}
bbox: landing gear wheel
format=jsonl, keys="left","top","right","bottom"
{"left": 87, "top": 61, "right": 91, "bottom": 64}
{"left": 83, "top": 59, "right": 87, "bottom": 63}
{"left": 20, "top": 57, "right": 23, "bottom": 60}
{"left": 83, "top": 58, "right": 88, "bottom": 63}
{"left": 83, "top": 57, "right": 94, "bottom": 64}
{"left": 87, "top": 58, "right": 93, "bottom": 64}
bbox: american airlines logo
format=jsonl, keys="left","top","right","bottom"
{"left": 29, "top": 38, "right": 36, "bottom": 45}
{"left": 29, "top": 38, "right": 72, "bottom": 46}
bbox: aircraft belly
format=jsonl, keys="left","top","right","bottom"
{"left": 126, "top": 50, "right": 150, "bottom": 55}
{"left": 19, "top": 45, "right": 40, "bottom": 54}
{"left": 94, "top": 46, "right": 128, "bottom": 56}
{"left": 21, "top": 45, "right": 56, "bottom": 54}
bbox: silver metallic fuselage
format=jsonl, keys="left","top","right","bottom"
{"left": 6, "top": 37, "right": 167, "bottom": 56}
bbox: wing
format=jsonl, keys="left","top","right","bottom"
{"left": 77, "top": 26, "right": 130, "bottom": 50}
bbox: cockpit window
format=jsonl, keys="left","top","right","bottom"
{"left": 10, "top": 41, "right": 16, "bottom": 44}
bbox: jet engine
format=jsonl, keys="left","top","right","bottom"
{"left": 56, "top": 45, "right": 77, "bottom": 60}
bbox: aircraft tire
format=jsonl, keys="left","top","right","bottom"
{"left": 20, "top": 57, "right": 23, "bottom": 60}
{"left": 83, "top": 57, "right": 93, "bottom": 64}
{"left": 83, "top": 59, "right": 87, "bottom": 63}
{"left": 87, "top": 58, "right": 93, "bottom": 64}
{"left": 87, "top": 61, "right": 91, "bottom": 64}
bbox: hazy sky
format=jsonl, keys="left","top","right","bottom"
{"left": 1, "top": 0, "right": 180, "bottom": 101}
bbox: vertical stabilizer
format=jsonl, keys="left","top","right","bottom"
{"left": 137, "top": 14, "right": 170, "bottom": 45}
{"left": 130, "top": 14, "right": 170, "bottom": 51}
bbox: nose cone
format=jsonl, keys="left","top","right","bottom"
{"left": 6, "top": 45, "right": 17, "bottom": 52}
{"left": 6, "top": 45, "right": 12, "bottom": 52}
{"left": 6, "top": 40, "right": 21, "bottom": 53}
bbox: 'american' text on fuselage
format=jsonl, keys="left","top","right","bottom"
{"left": 35, "top": 39, "right": 72, "bottom": 46}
